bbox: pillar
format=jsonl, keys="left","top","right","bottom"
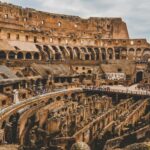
{"left": 13, "top": 89, "right": 19, "bottom": 104}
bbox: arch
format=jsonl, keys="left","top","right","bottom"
{"left": 52, "top": 45, "right": 59, "bottom": 53}
{"left": 136, "top": 48, "right": 142, "bottom": 54}
{"left": 55, "top": 53, "right": 61, "bottom": 60}
{"left": 59, "top": 46, "right": 67, "bottom": 58}
{"left": 43, "top": 45, "right": 51, "bottom": 60}
{"left": 74, "top": 47, "right": 81, "bottom": 59}
{"left": 81, "top": 47, "right": 87, "bottom": 53}
{"left": 87, "top": 47, "right": 95, "bottom": 60}
{"left": 101, "top": 48, "right": 106, "bottom": 61}
{"left": 142, "top": 48, "right": 150, "bottom": 61}
{"left": 129, "top": 48, "right": 135, "bottom": 52}
{"left": 0, "top": 51, "right": 6, "bottom": 59}
{"left": 142, "top": 54, "right": 150, "bottom": 61}
{"left": 121, "top": 48, "right": 127, "bottom": 59}
{"left": 143, "top": 48, "right": 150, "bottom": 53}
{"left": 135, "top": 71, "right": 143, "bottom": 83}
{"left": 135, "top": 48, "right": 142, "bottom": 60}
{"left": 34, "top": 52, "right": 39, "bottom": 60}
{"left": 128, "top": 48, "right": 135, "bottom": 60}
{"left": 66, "top": 46, "right": 74, "bottom": 59}
{"left": 85, "top": 54, "right": 90, "bottom": 60}
{"left": 94, "top": 48, "right": 100, "bottom": 60}
{"left": 115, "top": 48, "right": 121, "bottom": 60}
{"left": 51, "top": 45, "right": 62, "bottom": 60}
{"left": 25, "top": 52, "right": 32, "bottom": 59}
{"left": 60, "top": 77, "right": 66, "bottom": 83}
{"left": 107, "top": 48, "right": 113, "bottom": 60}
{"left": 8, "top": 51, "right": 16, "bottom": 59}
{"left": 17, "top": 52, "right": 23, "bottom": 59}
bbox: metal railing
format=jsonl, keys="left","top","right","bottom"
{"left": 83, "top": 87, "right": 150, "bottom": 96}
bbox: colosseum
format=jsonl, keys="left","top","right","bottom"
{"left": 0, "top": 1, "right": 149, "bottom": 150}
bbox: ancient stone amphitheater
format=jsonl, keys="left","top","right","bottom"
{"left": 0, "top": 2, "right": 149, "bottom": 150}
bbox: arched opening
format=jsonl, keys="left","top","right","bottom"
{"left": 115, "top": 48, "right": 120, "bottom": 60}
{"left": 136, "top": 48, "right": 141, "bottom": 60}
{"left": 136, "top": 71, "right": 143, "bottom": 83}
{"left": 59, "top": 46, "right": 67, "bottom": 58}
{"left": 43, "top": 45, "right": 51, "bottom": 60}
{"left": 74, "top": 47, "right": 81, "bottom": 59}
{"left": 108, "top": 48, "right": 113, "bottom": 60}
{"left": 67, "top": 47, "right": 74, "bottom": 59}
{"left": 142, "top": 54, "right": 150, "bottom": 62}
{"left": 136, "top": 48, "right": 141, "bottom": 55}
{"left": 34, "top": 52, "right": 39, "bottom": 60}
{"left": 121, "top": 48, "right": 127, "bottom": 59}
{"left": 60, "top": 77, "right": 66, "bottom": 83}
{"left": 87, "top": 47, "right": 95, "bottom": 60}
{"left": 26, "top": 52, "right": 32, "bottom": 59}
{"left": 17, "top": 52, "right": 23, "bottom": 59}
{"left": 55, "top": 53, "right": 61, "bottom": 60}
{"left": 0, "top": 51, "right": 6, "bottom": 59}
{"left": 52, "top": 45, "right": 62, "bottom": 60}
{"left": 85, "top": 54, "right": 90, "bottom": 60}
{"left": 9, "top": 51, "right": 15, "bottom": 59}
{"left": 128, "top": 48, "right": 135, "bottom": 60}
{"left": 142, "top": 49, "right": 150, "bottom": 62}
{"left": 81, "top": 47, "right": 87, "bottom": 53}
{"left": 101, "top": 48, "right": 106, "bottom": 61}
{"left": 94, "top": 48, "right": 100, "bottom": 60}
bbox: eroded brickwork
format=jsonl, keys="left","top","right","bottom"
{"left": 0, "top": 2, "right": 149, "bottom": 150}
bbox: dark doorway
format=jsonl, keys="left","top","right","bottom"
{"left": 0, "top": 51, "right": 6, "bottom": 59}
{"left": 85, "top": 54, "right": 90, "bottom": 60}
{"left": 136, "top": 71, "right": 143, "bottom": 83}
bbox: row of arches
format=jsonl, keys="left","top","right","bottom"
{"left": 0, "top": 51, "right": 40, "bottom": 60}
{"left": 101, "top": 48, "right": 150, "bottom": 61}
{"left": 39, "top": 45, "right": 150, "bottom": 61}
{"left": 0, "top": 47, "right": 150, "bottom": 61}
{"left": 37, "top": 45, "right": 100, "bottom": 61}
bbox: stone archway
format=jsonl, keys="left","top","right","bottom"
{"left": 135, "top": 71, "right": 143, "bottom": 83}
{"left": 0, "top": 51, "right": 6, "bottom": 59}
{"left": 26, "top": 52, "right": 32, "bottom": 59}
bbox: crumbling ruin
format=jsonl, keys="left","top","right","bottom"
{"left": 0, "top": 2, "right": 149, "bottom": 150}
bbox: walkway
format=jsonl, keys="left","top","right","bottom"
{"left": 0, "top": 87, "right": 82, "bottom": 121}
{"left": 84, "top": 84, "right": 150, "bottom": 96}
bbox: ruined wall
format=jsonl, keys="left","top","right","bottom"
{"left": 0, "top": 2, "right": 129, "bottom": 40}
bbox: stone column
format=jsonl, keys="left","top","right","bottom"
{"left": 6, "top": 52, "right": 9, "bottom": 60}
{"left": 13, "top": 89, "right": 19, "bottom": 104}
